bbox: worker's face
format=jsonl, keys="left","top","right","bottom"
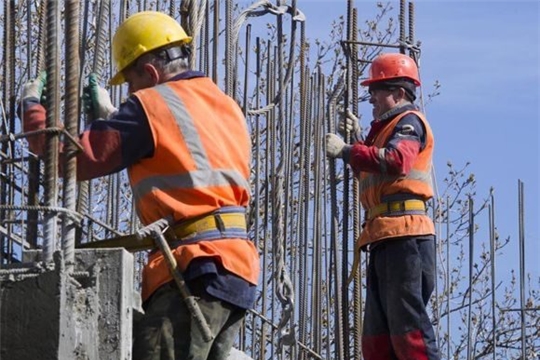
{"left": 368, "top": 88, "right": 399, "bottom": 119}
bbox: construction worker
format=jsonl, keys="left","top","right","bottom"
{"left": 326, "top": 53, "right": 439, "bottom": 359}
{"left": 20, "top": 11, "right": 259, "bottom": 360}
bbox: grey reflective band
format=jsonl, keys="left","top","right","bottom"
{"left": 359, "top": 169, "right": 433, "bottom": 193}
{"left": 154, "top": 84, "right": 211, "bottom": 170}
{"left": 132, "top": 169, "right": 250, "bottom": 203}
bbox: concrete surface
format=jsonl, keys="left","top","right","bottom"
{"left": 1, "top": 248, "right": 252, "bottom": 360}
{"left": 1, "top": 248, "right": 136, "bottom": 360}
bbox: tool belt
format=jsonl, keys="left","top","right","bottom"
{"left": 76, "top": 206, "right": 248, "bottom": 252}
{"left": 366, "top": 199, "right": 427, "bottom": 220}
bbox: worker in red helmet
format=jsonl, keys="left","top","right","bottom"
{"left": 326, "top": 52, "right": 439, "bottom": 360}
{"left": 19, "top": 11, "right": 259, "bottom": 360}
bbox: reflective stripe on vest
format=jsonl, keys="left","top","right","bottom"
{"left": 358, "top": 168, "right": 433, "bottom": 195}
{"left": 158, "top": 85, "right": 210, "bottom": 169}
{"left": 132, "top": 169, "right": 250, "bottom": 206}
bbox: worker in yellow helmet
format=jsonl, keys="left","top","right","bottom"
{"left": 20, "top": 11, "right": 259, "bottom": 360}
{"left": 326, "top": 53, "right": 439, "bottom": 359}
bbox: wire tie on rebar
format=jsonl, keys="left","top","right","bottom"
{"left": 61, "top": 129, "right": 84, "bottom": 152}
{"left": 398, "top": 39, "right": 421, "bottom": 54}
{"left": 280, "top": 5, "right": 306, "bottom": 22}
{"left": 243, "top": 2, "right": 305, "bottom": 22}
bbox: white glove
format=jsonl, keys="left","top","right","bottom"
{"left": 325, "top": 133, "right": 346, "bottom": 158}
{"left": 22, "top": 71, "right": 47, "bottom": 101}
{"left": 83, "top": 73, "right": 117, "bottom": 120}
{"left": 93, "top": 86, "right": 117, "bottom": 119}
{"left": 338, "top": 109, "right": 361, "bottom": 138}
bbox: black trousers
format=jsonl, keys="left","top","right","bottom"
{"left": 362, "top": 236, "right": 440, "bottom": 360}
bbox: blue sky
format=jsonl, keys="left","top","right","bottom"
{"left": 416, "top": 1, "right": 539, "bottom": 280}
{"left": 295, "top": 1, "right": 539, "bottom": 278}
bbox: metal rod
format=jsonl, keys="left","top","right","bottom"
{"left": 212, "top": 0, "right": 219, "bottom": 84}
{"left": 518, "top": 180, "right": 526, "bottom": 359}
{"left": 43, "top": 0, "right": 61, "bottom": 263}
{"left": 466, "top": 195, "right": 474, "bottom": 360}
{"left": 408, "top": 1, "right": 415, "bottom": 58}
{"left": 61, "top": 0, "right": 81, "bottom": 272}
{"left": 446, "top": 196, "right": 451, "bottom": 360}
{"left": 399, "top": 0, "right": 406, "bottom": 54}
{"left": 489, "top": 192, "right": 497, "bottom": 359}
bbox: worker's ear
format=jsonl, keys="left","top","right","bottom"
{"left": 395, "top": 87, "right": 407, "bottom": 102}
{"left": 143, "top": 63, "right": 160, "bottom": 86}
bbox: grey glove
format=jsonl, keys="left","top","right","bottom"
{"left": 338, "top": 108, "right": 361, "bottom": 140}
{"left": 325, "top": 133, "right": 347, "bottom": 158}
{"left": 22, "top": 71, "right": 47, "bottom": 102}
{"left": 82, "top": 73, "right": 117, "bottom": 120}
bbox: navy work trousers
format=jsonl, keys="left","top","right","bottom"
{"left": 362, "top": 236, "right": 440, "bottom": 360}
{"left": 133, "top": 280, "right": 246, "bottom": 360}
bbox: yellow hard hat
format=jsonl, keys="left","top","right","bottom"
{"left": 110, "top": 11, "right": 192, "bottom": 85}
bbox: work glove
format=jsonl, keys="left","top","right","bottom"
{"left": 82, "top": 73, "right": 117, "bottom": 120}
{"left": 325, "top": 133, "right": 347, "bottom": 159}
{"left": 22, "top": 71, "right": 47, "bottom": 103}
{"left": 338, "top": 108, "right": 362, "bottom": 141}
{"left": 20, "top": 72, "right": 50, "bottom": 156}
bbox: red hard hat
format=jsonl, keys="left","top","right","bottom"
{"left": 360, "top": 53, "right": 421, "bottom": 86}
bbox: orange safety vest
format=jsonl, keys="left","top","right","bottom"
{"left": 131, "top": 77, "right": 260, "bottom": 301}
{"left": 358, "top": 110, "right": 435, "bottom": 248}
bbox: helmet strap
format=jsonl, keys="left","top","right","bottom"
{"left": 162, "top": 45, "right": 191, "bottom": 62}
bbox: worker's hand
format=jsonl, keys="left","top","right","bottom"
{"left": 20, "top": 72, "right": 48, "bottom": 156}
{"left": 82, "top": 73, "right": 117, "bottom": 120}
{"left": 22, "top": 71, "right": 47, "bottom": 103}
{"left": 326, "top": 133, "right": 347, "bottom": 158}
{"left": 338, "top": 108, "right": 361, "bottom": 138}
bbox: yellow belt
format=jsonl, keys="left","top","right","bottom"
{"left": 367, "top": 199, "right": 426, "bottom": 220}
{"left": 174, "top": 212, "right": 247, "bottom": 240}
{"left": 77, "top": 212, "right": 247, "bottom": 252}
